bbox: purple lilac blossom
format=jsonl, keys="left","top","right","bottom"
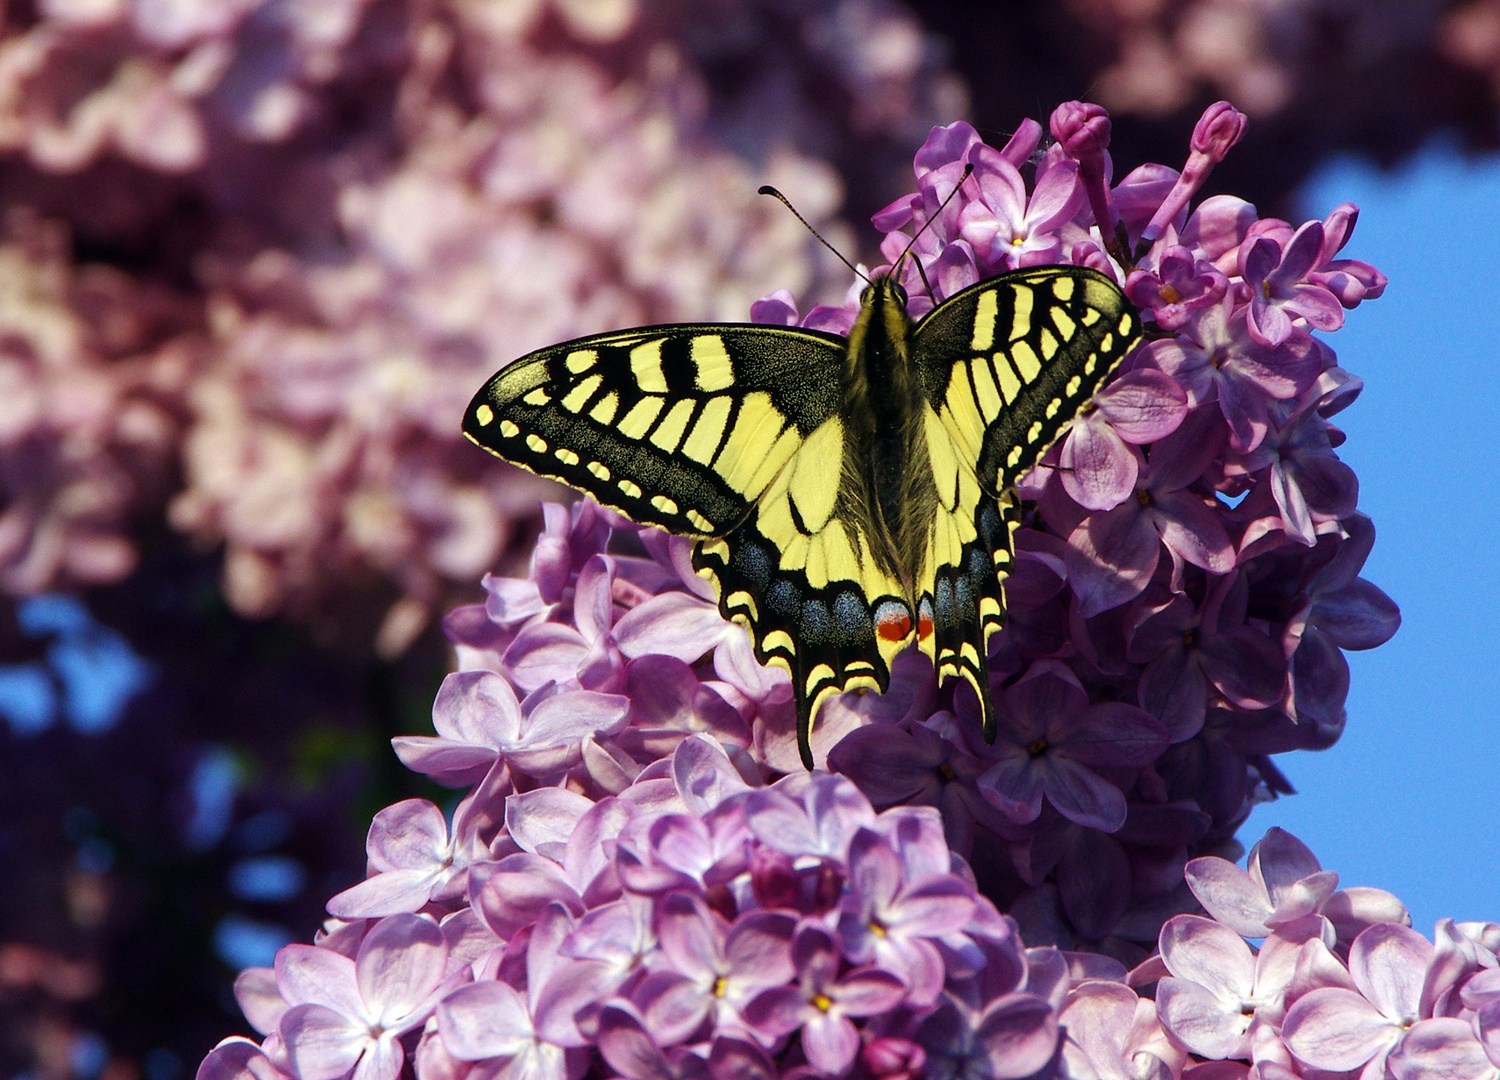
{"left": 200, "top": 821, "right": 1500, "bottom": 1080}
{"left": 193, "top": 102, "right": 1439, "bottom": 1080}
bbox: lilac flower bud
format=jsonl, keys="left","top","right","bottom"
{"left": 1192, "top": 100, "right": 1250, "bottom": 160}
{"left": 749, "top": 844, "right": 801, "bottom": 910}
{"left": 861, "top": 1037, "right": 927, "bottom": 1079}
{"left": 1142, "top": 102, "right": 1248, "bottom": 245}
{"left": 1050, "top": 100, "right": 1119, "bottom": 249}
{"left": 1050, "top": 100, "right": 1112, "bottom": 168}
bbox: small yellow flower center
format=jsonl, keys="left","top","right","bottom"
{"left": 813, "top": 993, "right": 835, "bottom": 1012}
{"left": 868, "top": 919, "right": 888, "bottom": 938}
{"left": 937, "top": 762, "right": 958, "bottom": 781}
{"left": 1159, "top": 284, "right": 1181, "bottom": 304}
{"left": 1136, "top": 490, "right": 1152, "bottom": 508}
{"left": 714, "top": 976, "right": 729, "bottom": 998}
{"left": 1027, "top": 737, "right": 1049, "bottom": 757}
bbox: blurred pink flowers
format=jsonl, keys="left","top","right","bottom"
{"left": 0, "top": 0, "right": 936, "bottom": 650}
{"left": 0, "top": 208, "right": 192, "bottom": 594}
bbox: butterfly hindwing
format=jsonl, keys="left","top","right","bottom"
{"left": 912, "top": 404, "right": 1016, "bottom": 736}
{"left": 913, "top": 438, "right": 1024, "bottom": 739}
{"left": 693, "top": 418, "right": 916, "bottom": 768}
{"left": 464, "top": 324, "right": 847, "bottom": 537}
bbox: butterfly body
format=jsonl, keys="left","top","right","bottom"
{"left": 465, "top": 266, "right": 1140, "bottom": 768}
{"left": 841, "top": 276, "right": 936, "bottom": 589}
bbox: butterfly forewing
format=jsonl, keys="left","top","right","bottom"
{"left": 915, "top": 267, "right": 1140, "bottom": 494}
{"left": 465, "top": 324, "right": 846, "bottom": 537}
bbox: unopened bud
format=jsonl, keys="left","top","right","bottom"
{"left": 1050, "top": 100, "right": 1112, "bottom": 169}
{"left": 1190, "top": 100, "right": 1247, "bottom": 162}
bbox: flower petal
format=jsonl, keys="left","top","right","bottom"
{"left": 1283, "top": 987, "right": 1395, "bottom": 1071}
{"left": 973, "top": 993, "right": 1062, "bottom": 1080}
{"left": 356, "top": 914, "right": 448, "bottom": 1029}
{"left": 1061, "top": 417, "right": 1138, "bottom": 511}
{"left": 1156, "top": 977, "right": 1249, "bottom": 1059}
{"left": 1183, "top": 857, "right": 1273, "bottom": 936}
{"left": 1159, "top": 915, "right": 1255, "bottom": 1002}
{"left": 279, "top": 1004, "right": 368, "bottom": 1080}
{"left": 275, "top": 945, "right": 361, "bottom": 1015}
{"left": 1037, "top": 756, "right": 1127, "bottom": 832}
{"left": 613, "top": 593, "right": 729, "bottom": 661}
{"left": 1066, "top": 504, "right": 1161, "bottom": 617}
{"left": 437, "top": 981, "right": 534, "bottom": 1061}
{"left": 1348, "top": 924, "right": 1432, "bottom": 1024}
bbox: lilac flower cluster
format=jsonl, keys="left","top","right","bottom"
{"left": 200, "top": 801, "right": 1500, "bottom": 1080}
{"left": 191, "top": 101, "right": 1424, "bottom": 1078}
{"left": 1156, "top": 828, "right": 1500, "bottom": 1080}
{"left": 165, "top": 34, "right": 844, "bottom": 650}
{"left": 0, "top": 208, "right": 194, "bottom": 594}
{"left": 212, "top": 659, "right": 1070, "bottom": 1080}
{"left": 755, "top": 103, "right": 1396, "bottom": 931}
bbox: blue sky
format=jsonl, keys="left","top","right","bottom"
{"left": 1246, "top": 144, "right": 1500, "bottom": 932}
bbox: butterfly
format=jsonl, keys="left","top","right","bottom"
{"left": 465, "top": 265, "right": 1140, "bottom": 769}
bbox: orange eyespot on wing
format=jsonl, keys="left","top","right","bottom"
{"left": 916, "top": 598, "right": 935, "bottom": 643}
{"left": 875, "top": 600, "right": 915, "bottom": 643}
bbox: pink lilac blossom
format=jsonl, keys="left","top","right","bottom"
{"left": 192, "top": 103, "right": 1437, "bottom": 1079}
{"left": 203, "top": 819, "right": 1500, "bottom": 1080}
{"left": 1070, "top": 0, "right": 1443, "bottom": 120}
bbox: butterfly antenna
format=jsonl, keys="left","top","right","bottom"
{"left": 758, "top": 186, "right": 868, "bottom": 284}
{"left": 892, "top": 163, "right": 973, "bottom": 293}
{"left": 908, "top": 250, "right": 937, "bottom": 302}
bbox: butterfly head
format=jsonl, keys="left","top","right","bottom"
{"left": 851, "top": 271, "right": 918, "bottom": 361}
{"left": 860, "top": 273, "right": 909, "bottom": 311}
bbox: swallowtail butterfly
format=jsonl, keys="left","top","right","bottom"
{"left": 465, "top": 265, "right": 1140, "bottom": 768}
